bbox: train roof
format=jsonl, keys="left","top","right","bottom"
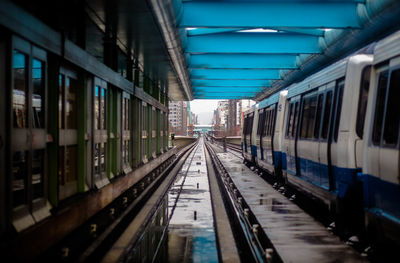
{"left": 258, "top": 90, "right": 286, "bottom": 109}
{"left": 287, "top": 57, "right": 347, "bottom": 98}
{"left": 374, "top": 30, "right": 400, "bottom": 65}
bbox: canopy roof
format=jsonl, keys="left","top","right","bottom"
{"left": 164, "top": 0, "right": 400, "bottom": 100}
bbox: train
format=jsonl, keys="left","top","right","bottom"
{"left": 242, "top": 30, "right": 400, "bottom": 247}
{"left": 0, "top": 7, "right": 173, "bottom": 259}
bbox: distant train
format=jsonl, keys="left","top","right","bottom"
{"left": 242, "top": 30, "right": 400, "bottom": 247}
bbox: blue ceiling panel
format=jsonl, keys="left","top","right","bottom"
{"left": 180, "top": 2, "right": 361, "bottom": 29}
{"left": 190, "top": 69, "right": 281, "bottom": 80}
{"left": 188, "top": 54, "right": 297, "bottom": 69}
{"left": 192, "top": 79, "right": 272, "bottom": 87}
{"left": 193, "top": 86, "right": 262, "bottom": 92}
{"left": 186, "top": 32, "right": 321, "bottom": 54}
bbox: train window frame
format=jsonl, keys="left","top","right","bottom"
{"left": 299, "top": 93, "right": 318, "bottom": 140}
{"left": 257, "top": 109, "right": 264, "bottom": 136}
{"left": 285, "top": 102, "right": 294, "bottom": 138}
{"left": 10, "top": 37, "right": 50, "bottom": 230}
{"left": 58, "top": 67, "right": 79, "bottom": 200}
{"left": 93, "top": 78, "right": 109, "bottom": 188}
{"left": 121, "top": 92, "right": 132, "bottom": 173}
{"left": 292, "top": 101, "right": 300, "bottom": 138}
{"left": 313, "top": 93, "right": 324, "bottom": 139}
{"left": 320, "top": 90, "right": 333, "bottom": 140}
{"left": 333, "top": 79, "right": 345, "bottom": 143}
{"left": 355, "top": 66, "right": 371, "bottom": 139}
{"left": 381, "top": 67, "right": 400, "bottom": 147}
{"left": 372, "top": 70, "right": 389, "bottom": 146}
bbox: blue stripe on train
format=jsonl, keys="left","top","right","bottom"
{"left": 251, "top": 145, "right": 257, "bottom": 157}
{"left": 281, "top": 154, "right": 360, "bottom": 199}
{"left": 279, "top": 154, "right": 400, "bottom": 228}
{"left": 358, "top": 173, "right": 400, "bottom": 225}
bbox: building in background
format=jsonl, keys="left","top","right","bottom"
{"left": 168, "top": 101, "right": 196, "bottom": 136}
{"left": 212, "top": 99, "right": 255, "bottom": 137}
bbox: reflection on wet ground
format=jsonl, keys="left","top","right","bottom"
{"left": 129, "top": 138, "right": 218, "bottom": 262}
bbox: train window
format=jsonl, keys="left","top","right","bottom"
{"left": 300, "top": 96, "right": 317, "bottom": 139}
{"left": 286, "top": 103, "right": 293, "bottom": 137}
{"left": 248, "top": 115, "right": 254, "bottom": 135}
{"left": 12, "top": 151, "right": 28, "bottom": 208}
{"left": 300, "top": 98, "right": 309, "bottom": 138}
{"left": 100, "top": 88, "right": 106, "bottom": 130}
{"left": 95, "top": 86, "right": 100, "bottom": 129}
{"left": 321, "top": 91, "right": 333, "bottom": 139}
{"left": 66, "top": 77, "right": 78, "bottom": 129}
{"left": 32, "top": 149, "right": 45, "bottom": 200}
{"left": 383, "top": 69, "right": 400, "bottom": 146}
{"left": 13, "top": 50, "right": 28, "bottom": 128}
{"left": 269, "top": 108, "right": 276, "bottom": 136}
{"left": 11, "top": 42, "right": 48, "bottom": 218}
{"left": 121, "top": 94, "right": 131, "bottom": 171}
{"left": 93, "top": 79, "right": 108, "bottom": 184}
{"left": 264, "top": 110, "right": 269, "bottom": 136}
{"left": 257, "top": 110, "right": 263, "bottom": 135}
{"left": 333, "top": 80, "right": 344, "bottom": 142}
{"left": 372, "top": 71, "right": 388, "bottom": 145}
{"left": 314, "top": 94, "right": 324, "bottom": 139}
{"left": 32, "top": 59, "right": 45, "bottom": 128}
{"left": 356, "top": 66, "right": 371, "bottom": 139}
{"left": 307, "top": 96, "right": 317, "bottom": 138}
{"left": 292, "top": 102, "right": 299, "bottom": 137}
{"left": 59, "top": 70, "right": 79, "bottom": 199}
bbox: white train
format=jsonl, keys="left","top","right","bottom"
{"left": 242, "top": 30, "right": 400, "bottom": 246}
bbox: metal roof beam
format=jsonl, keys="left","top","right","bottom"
{"left": 192, "top": 79, "right": 272, "bottom": 87}
{"left": 186, "top": 32, "right": 321, "bottom": 54}
{"left": 190, "top": 69, "right": 281, "bottom": 80}
{"left": 188, "top": 54, "right": 297, "bottom": 69}
{"left": 180, "top": 2, "right": 361, "bottom": 29}
{"left": 194, "top": 87, "right": 263, "bottom": 92}
{"left": 187, "top": 28, "right": 243, "bottom": 36}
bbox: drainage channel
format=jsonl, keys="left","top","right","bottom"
{"left": 126, "top": 137, "right": 219, "bottom": 262}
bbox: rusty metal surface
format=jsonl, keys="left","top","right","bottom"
{"left": 216, "top": 152, "right": 367, "bottom": 263}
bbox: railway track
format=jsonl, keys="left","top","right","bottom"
{"left": 37, "top": 142, "right": 198, "bottom": 262}
{"left": 205, "top": 141, "right": 278, "bottom": 263}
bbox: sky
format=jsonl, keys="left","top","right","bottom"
{"left": 190, "top": 99, "right": 220, "bottom": 114}
{"left": 190, "top": 99, "right": 220, "bottom": 125}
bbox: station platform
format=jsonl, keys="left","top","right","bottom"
{"left": 211, "top": 145, "right": 366, "bottom": 262}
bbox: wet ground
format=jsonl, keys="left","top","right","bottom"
{"left": 129, "top": 138, "right": 218, "bottom": 262}
{"left": 215, "top": 150, "right": 366, "bottom": 263}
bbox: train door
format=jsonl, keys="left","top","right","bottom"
{"left": 264, "top": 106, "right": 276, "bottom": 168}
{"left": 58, "top": 68, "right": 79, "bottom": 200}
{"left": 286, "top": 97, "right": 300, "bottom": 176}
{"left": 318, "top": 83, "right": 335, "bottom": 189}
{"left": 256, "top": 109, "right": 265, "bottom": 160}
{"left": 93, "top": 78, "right": 109, "bottom": 188}
{"left": 10, "top": 37, "right": 50, "bottom": 231}
{"left": 141, "top": 102, "right": 148, "bottom": 163}
{"left": 298, "top": 92, "right": 318, "bottom": 182}
{"left": 371, "top": 63, "right": 400, "bottom": 186}
{"left": 328, "top": 79, "right": 345, "bottom": 192}
{"left": 121, "top": 92, "right": 132, "bottom": 174}
{"left": 247, "top": 113, "right": 254, "bottom": 154}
